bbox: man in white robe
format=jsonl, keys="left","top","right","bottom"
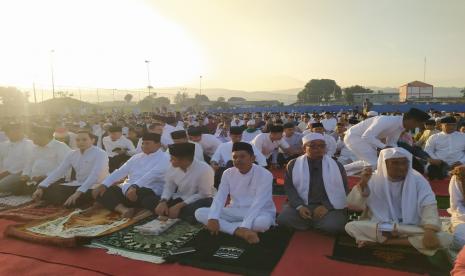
{"left": 425, "top": 116, "right": 465, "bottom": 180}
{"left": 195, "top": 142, "right": 276, "bottom": 244}
{"left": 155, "top": 143, "right": 214, "bottom": 223}
{"left": 321, "top": 112, "right": 338, "bottom": 134}
{"left": 251, "top": 125, "right": 291, "bottom": 167}
{"left": 170, "top": 130, "right": 204, "bottom": 161}
{"left": 33, "top": 130, "right": 109, "bottom": 207}
{"left": 103, "top": 126, "right": 136, "bottom": 172}
{"left": 345, "top": 147, "right": 452, "bottom": 256}
{"left": 211, "top": 127, "right": 267, "bottom": 188}
{"left": 277, "top": 133, "right": 348, "bottom": 234}
{"left": 448, "top": 166, "right": 465, "bottom": 251}
{"left": 242, "top": 120, "right": 261, "bottom": 143}
{"left": 187, "top": 127, "right": 221, "bottom": 163}
{"left": 344, "top": 108, "right": 430, "bottom": 169}
{"left": 93, "top": 133, "right": 170, "bottom": 217}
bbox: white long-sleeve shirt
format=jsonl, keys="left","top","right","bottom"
{"left": 210, "top": 141, "right": 267, "bottom": 167}
{"left": 242, "top": 129, "right": 261, "bottom": 143}
{"left": 103, "top": 136, "right": 136, "bottom": 158}
{"left": 162, "top": 159, "right": 214, "bottom": 204}
{"left": 0, "top": 138, "right": 34, "bottom": 174}
{"left": 345, "top": 116, "right": 404, "bottom": 149}
{"left": 321, "top": 118, "right": 337, "bottom": 132}
{"left": 23, "top": 139, "right": 71, "bottom": 178}
{"left": 207, "top": 164, "right": 276, "bottom": 229}
{"left": 448, "top": 176, "right": 465, "bottom": 227}
{"left": 135, "top": 135, "right": 173, "bottom": 153}
{"left": 425, "top": 131, "right": 465, "bottom": 165}
{"left": 102, "top": 149, "right": 170, "bottom": 195}
{"left": 39, "top": 146, "right": 109, "bottom": 193}
{"left": 251, "top": 133, "right": 290, "bottom": 159}
{"left": 197, "top": 134, "right": 222, "bottom": 157}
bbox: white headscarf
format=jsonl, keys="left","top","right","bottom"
{"left": 292, "top": 132, "right": 347, "bottom": 209}
{"left": 366, "top": 147, "right": 436, "bottom": 225}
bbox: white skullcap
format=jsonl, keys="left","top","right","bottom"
{"left": 302, "top": 133, "right": 325, "bottom": 144}
{"left": 367, "top": 111, "right": 378, "bottom": 117}
{"left": 247, "top": 120, "right": 255, "bottom": 126}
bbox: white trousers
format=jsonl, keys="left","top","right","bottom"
{"left": 195, "top": 207, "right": 274, "bottom": 235}
{"left": 344, "top": 136, "right": 378, "bottom": 169}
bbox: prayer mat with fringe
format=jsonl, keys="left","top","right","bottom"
{"left": 89, "top": 218, "right": 203, "bottom": 264}
{"left": 5, "top": 207, "right": 151, "bottom": 247}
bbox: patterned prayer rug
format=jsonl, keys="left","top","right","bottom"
{"left": 0, "top": 202, "right": 71, "bottom": 222}
{"left": 169, "top": 227, "right": 294, "bottom": 276}
{"left": 5, "top": 207, "right": 151, "bottom": 247}
{"left": 89, "top": 218, "right": 203, "bottom": 264}
{"left": 0, "top": 194, "right": 33, "bottom": 211}
{"left": 330, "top": 234, "right": 451, "bottom": 275}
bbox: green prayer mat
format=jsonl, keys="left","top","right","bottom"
{"left": 90, "top": 217, "right": 203, "bottom": 264}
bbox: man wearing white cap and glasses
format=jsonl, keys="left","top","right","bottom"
{"left": 345, "top": 147, "right": 451, "bottom": 255}
{"left": 277, "top": 133, "right": 349, "bottom": 234}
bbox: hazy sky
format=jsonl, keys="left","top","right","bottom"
{"left": 0, "top": 0, "right": 464, "bottom": 91}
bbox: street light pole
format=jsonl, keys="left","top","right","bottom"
{"left": 145, "top": 60, "right": 152, "bottom": 97}
{"left": 199, "top": 75, "right": 202, "bottom": 96}
{"left": 50, "top": 50, "right": 56, "bottom": 99}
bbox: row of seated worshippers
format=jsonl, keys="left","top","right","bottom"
{"left": 0, "top": 122, "right": 454, "bottom": 256}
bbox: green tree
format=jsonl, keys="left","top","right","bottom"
{"left": 174, "top": 91, "right": 188, "bottom": 105}
{"left": 227, "top": 97, "right": 246, "bottom": 102}
{"left": 138, "top": 95, "right": 170, "bottom": 111}
{"left": 297, "top": 79, "right": 341, "bottom": 103}
{"left": 0, "top": 86, "right": 28, "bottom": 105}
{"left": 217, "top": 96, "right": 225, "bottom": 102}
{"left": 124, "top": 93, "right": 133, "bottom": 103}
{"left": 461, "top": 88, "right": 465, "bottom": 98}
{"left": 342, "top": 85, "right": 374, "bottom": 104}
{"left": 194, "top": 94, "right": 209, "bottom": 102}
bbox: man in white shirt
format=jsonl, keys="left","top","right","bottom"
{"left": 425, "top": 116, "right": 465, "bottom": 180}
{"left": 230, "top": 116, "right": 244, "bottom": 127}
{"left": 93, "top": 133, "right": 170, "bottom": 217}
{"left": 15, "top": 126, "right": 71, "bottom": 194}
{"left": 170, "top": 130, "right": 204, "bottom": 162}
{"left": 187, "top": 127, "right": 221, "bottom": 163}
{"left": 321, "top": 112, "right": 338, "bottom": 134}
{"left": 303, "top": 123, "right": 337, "bottom": 157}
{"left": 297, "top": 114, "right": 311, "bottom": 133}
{"left": 195, "top": 142, "right": 276, "bottom": 244}
{"left": 155, "top": 143, "right": 214, "bottom": 223}
{"left": 344, "top": 108, "right": 430, "bottom": 169}
{"left": 242, "top": 120, "right": 261, "bottom": 143}
{"left": 0, "top": 123, "right": 34, "bottom": 193}
{"left": 32, "top": 130, "right": 109, "bottom": 208}
{"left": 103, "top": 126, "right": 136, "bottom": 172}
{"left": 251, "top": 125, "right": 291, "bottom": 167}
{"left": 277, "top": 123, "right": 303, "bottom": 167}
{"left": 210, "top": 126, "right": 267, "bottom": 188}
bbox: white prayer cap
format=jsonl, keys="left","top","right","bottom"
{"left": 247, "top": 120, "right": 255, "bottom": 126}
{"left": 366, "top": 111, "right": 378, "bottom": 117}
{"left": 302, "top": 133, "right": 325, "bottom": 145}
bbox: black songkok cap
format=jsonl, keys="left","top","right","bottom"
{"left": 171, "top": 130, "right": 187, "bottom": 139}
{"left": 405, "top": 108, "right": 430, "bottom": 122}
{"left": 108, "top": 126, "right": 122, "bottom": 133}
{"left": 424, "top": 119, "right": 436, "bottom": 125}
{"left": 142, "top": 133, "right": 161, "bottom": 143}
{"left": 269, "top": 125, "right": 284, "bottom": 133}
{"left": 187, "top": 127, "right": 202, "bottom": 137}
{"left": 232, "top": 142, "right": 254, "bottom": 155}
{"left": 168, "top": 142, "right": 195, "bottom": 158}
{"left": 229, "top": 126, "right": 243, "bottom": 135}
{"left": 283, "top": 122, "right": 295, "bottom": 129}
{"left": 440, "top": 116, "right": 457, "bottom": 124}
{"left": 311, "top": 122, "right": 324, "bottom": 128}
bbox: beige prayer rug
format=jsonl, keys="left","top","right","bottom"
{"left": 0, "top": 194, "right": 33, "bottom": 211}
{"left": 5, "top": 207, "right": 151, "bottom": 247}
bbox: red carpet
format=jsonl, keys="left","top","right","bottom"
{"left": 0, "top": 218, "right": 420, "bottom": 276}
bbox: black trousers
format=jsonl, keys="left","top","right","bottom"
{"left": 166, "top": 197, "right": 213, "bottom": 224}
{"left": 213, "top": 160, "right": 234, "bottom": 189}
{"left": 277, "top": 153, "right": 300, "bottom": 168}
{"left": 109, "top": 155, "right": 131, "bottom": 173}
{"left": 97, "top": 185, "right": 160, "bottom": 213}
{"left": 42, "top": 182, "right": 93, "bottom": 207}
{"left": 427, "top": 161, "right": 450, "bottom": 180}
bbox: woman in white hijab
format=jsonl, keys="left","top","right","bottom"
{"left": 345, "top": 147, "right": 452, "bottom": 256}
{"left": 448, "top": 166, "right": 465, "bottom": 251}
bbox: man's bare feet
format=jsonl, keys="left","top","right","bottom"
{"left": 356, "top": 240, "right": 376, "bottom": 248}
{"left": 234, "top": 228, "right": 260, "bottom": 244}
{"left": 115, "top": 204, "right": 135, "bottom": 218}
